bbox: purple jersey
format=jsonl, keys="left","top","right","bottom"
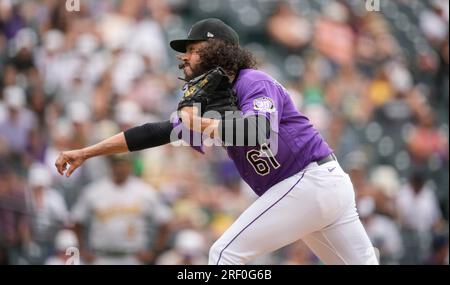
{"left": 173, "top": 69, "right": 332, "bottom": 196}
{"left": 226, "top": 69, "right": 332, "bottom": 196}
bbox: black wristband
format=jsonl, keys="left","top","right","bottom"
{"left": 218, "top": 115, "right": 270, "bottom": 146}
{"left": 124, "top": 120, "right": 173, "bottom": 152}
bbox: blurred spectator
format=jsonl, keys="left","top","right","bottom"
{"left": 115, "top": 100, "right": 143, "bottom": 131}
{"left": 0, "top": 85, "right": 36, "bottom": 155}
{"left": 24, "top": 163, "right": 69, "bottom": 265}
{"left": 396, "top": 171, "right": 443, "bottom": 264}
{"left": 71, "top": 154, "right": 172, "bottom": 265}
{"left": 407, "top": 112, "right": 448, "bottom": 164}
{"left": 10, "top": 28, "right": 38, "bottom": 76}
{"left": 0, "top": 0, "right": 25, "bottom": 40}
{"left": 367, "top": 68, "right": 395, "bottom": 108}
{"left": 396, "top": 171, "right": 442, "bottom": 233}
{"left": 420, "top": 0, "right": 449, "bottom": 46}
{"left": 67, "top": 101, "right": 91, "bottom": 147}
{"left": 155, "top": 229, "right": 207, "bottom": 265}
{"left": 358, "top": 197, "right": 404, "bottom": 264}
{"left": 45, "top": 229, "right": 80, "bottom": 265}
{"left": 91, "top": 71, "right": 115, "bottom": 122}
{"left": 369, "top": 166, "right": 400, "bottom": 216}
{"left": 34, "top": 29, "right": 65, "bottom": 95}
{"left": 324, "top": 63, "right": 371, "bottom": 125}
{"left": 0, "top": 162, "right": 29, "bottom": 265}
{"left": 266, "top": 1, "right": 312, "bottom": 53}
{"left": 314, "top": 2, "right": 354, "bottom": 66}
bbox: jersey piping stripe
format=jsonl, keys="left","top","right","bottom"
{"left": 216, "top": 171, "right": 306, "bottom": 265}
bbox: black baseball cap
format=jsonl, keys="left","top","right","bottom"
{"left": 170, "top": 18, "right": 239, "bottom": 53}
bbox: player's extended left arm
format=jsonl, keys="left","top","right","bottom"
{"left": 55, "top": 124, "right": 172, "bottom": 177}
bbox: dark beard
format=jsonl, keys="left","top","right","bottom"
{"left": 178, "top": 62, "right": 211, "bottom": 81}
{"left": 178, "top": 62, "right": 213, "bottom": 81}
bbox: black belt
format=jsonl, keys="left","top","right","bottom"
{"left": 316, "top": 153, "right": 337, "bottom": 165}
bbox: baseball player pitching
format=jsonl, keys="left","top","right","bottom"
{"left": 55, "top": 18, "right": 378, "bottom": 265}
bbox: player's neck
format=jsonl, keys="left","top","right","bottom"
{"left": 230, "top": 69, "right": 241, "bottom": 86}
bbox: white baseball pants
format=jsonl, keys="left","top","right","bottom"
{"left": 209, "top": 160, "right": 379, "bottom": 265}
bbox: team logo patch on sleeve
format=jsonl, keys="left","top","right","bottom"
{"left": 253, "top": 97, "right": 276, "bottom": 113}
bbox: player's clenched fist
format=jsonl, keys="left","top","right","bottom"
{"left": 55, "top": 149, "right": 86, "bottom": 177}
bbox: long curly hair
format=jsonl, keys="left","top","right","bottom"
{"left": 197, "top": 39, "right": 258, "bottom": 77}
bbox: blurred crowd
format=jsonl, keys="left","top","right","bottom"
{"left": 0, "top": 0, "right": 448, "bottom": 265}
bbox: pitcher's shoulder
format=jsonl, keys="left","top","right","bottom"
{"left": 235, "top": 69, "right": 281, "bottom": 92}
{"left": 236, "top": 69, "right": 275, "bottom": 84}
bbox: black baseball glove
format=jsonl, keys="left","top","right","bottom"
{"left": 177, "top": 67, "right": 239, "bottom": 117}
